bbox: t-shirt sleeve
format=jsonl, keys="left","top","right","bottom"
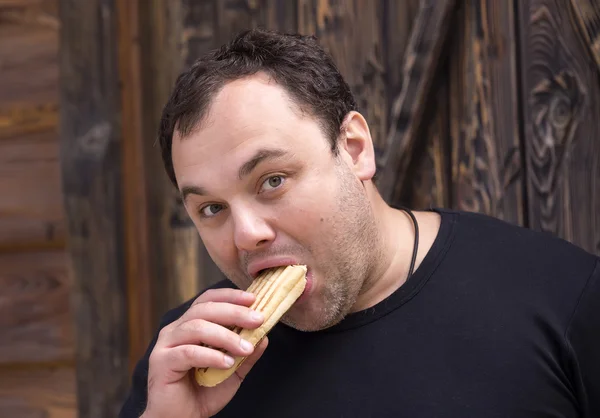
{"left": 567, "top": 257, "right": 600, "bottom": 418}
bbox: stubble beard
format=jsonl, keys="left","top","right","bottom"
{"left": 281, "top": 160, "right": 383, "bottom": 332}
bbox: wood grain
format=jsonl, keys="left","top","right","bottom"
{"left": 0, "top": 250, "right": 73, "bottom": 364}
{"left": 0, "top": 129, "right": 65, "bottom": 249}
{"left": 59, "top": 0, "right": 130, "bottom": 416}
{"left": 382, "top": 0, "right": 420, "bottom": 166}
{"left": 569, "top": 0, "right": 600, "bottom": 72}
{"left": 0, "top": 366, "right": 76, "bottom": 418}
{"left": 377, "top": 0, "right": 457, "bottom": 203}
{"left": 0, "top": 102, "right": 58, "bottom": 140}
{"left": 0, "top": 20, "right": 58, "bottom": 104}
{"left": 518, "top": 0, "right": 600, "bottom": 255}
{"left": 449, "top": 0, "right": 524, "bottom": 225}
{"left": 305, "top": 0, "right": 387, "bottom": 157}
{"left": 402, "top": 75, "right": 451, "bottom": 210}
{"left": 116, "top": 0, "right": 154, "bottom": 374}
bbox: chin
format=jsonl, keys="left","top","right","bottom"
{"left": 280, "top": 300, "right": 346, "bottom": 332}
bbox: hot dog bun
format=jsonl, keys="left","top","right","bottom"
{"left": 194, "top": 264, "right": 307, "bottom": 387}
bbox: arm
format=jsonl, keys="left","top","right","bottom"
{"left": 566, "top": 258, "right": 600, "bottom": 418}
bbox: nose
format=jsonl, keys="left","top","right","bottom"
{"left": 232, "top": 206, "right": 275, "bottom": 252}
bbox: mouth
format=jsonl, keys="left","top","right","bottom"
{"left": 246, "top": 258, "right": 314, "bottom": 302}
{"left": 247, "top": 257, "right": 301, "bottom": 279}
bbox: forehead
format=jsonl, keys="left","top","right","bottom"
{"left": 171, "top": 74, "right": 329, "bottom": 186}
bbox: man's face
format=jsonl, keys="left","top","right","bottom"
{"left": 172, "top": 74, "right": 381, "bottom": 331}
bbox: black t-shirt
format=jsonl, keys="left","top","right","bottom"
{"left": 119, "top": 209, "right": 600, "bottom": 417}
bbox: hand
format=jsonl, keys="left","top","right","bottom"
{"left": 142, "top": 288, "right": 268, "bottom": 418}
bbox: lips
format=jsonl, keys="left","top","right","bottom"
{"left": 247, "top": 257, "right": 301, "bottom": 279}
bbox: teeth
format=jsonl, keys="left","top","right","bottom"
{"left": 195, "top": 265, "right": 307, "bottom": 387}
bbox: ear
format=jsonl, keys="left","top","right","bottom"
{"left": 338, "top": 111, "right": 376, "bottom": 181}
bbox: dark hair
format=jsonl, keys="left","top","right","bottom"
{"left": 158, "top": 28, "right": 358, "bottom": 187}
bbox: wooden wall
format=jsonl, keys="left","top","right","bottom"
{"left": 2, "top": 1, "right": 599, "bottom": 417}
{"left": 0, "top": 0, "right": 77, "bottom": 417}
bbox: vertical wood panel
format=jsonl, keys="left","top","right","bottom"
{"left": 137, "top": 0, "right": 205, "bottom": 325}
{"left": 518, "top": 0, "right": 600, "bottom": 254}
{"left": 377, "top": 0, "right": 456, "bottom": 203}
{"left": 58, "top": 0, "right": 129, "bottom": 416}
{"left": 450, "top": 0, "right": 524, "bottom": 225}
{"left": 403, "top": 76, "right": 451, "bottom": 209}
{"left": 117, "top": 0, "right": 154, "bottom": 374}
{"left": 299, "top": 0, "right": 387, "bottom": 156}
{"left": 382, "top": 0, "right": 450, "bottom": 209}
{"left": 382, "top": 0, "right": 420, "bottom": 157}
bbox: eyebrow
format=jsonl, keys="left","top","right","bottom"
{"left": 237, "top": 148, "right": 288, "bottom": 180}
{"left": 180, "top": 148, "right": 290, "bottom": 203}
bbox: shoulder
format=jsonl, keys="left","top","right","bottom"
{"left": 437, "top": 207, "right": 596, "bottom": 264}
{"left": 433, "top": 208, "right": 599, "bottom": 294}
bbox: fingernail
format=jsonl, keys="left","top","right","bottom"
{"left": 224, "top": 355, "right": 235, "bottom": 367}
{"left": 240, "top": 339, "right": 254, "bottom": 352}
{"left": 250, "top": 311, "right": 264, "bottom": 322}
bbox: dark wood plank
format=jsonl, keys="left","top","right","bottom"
{"left": 401, "top": 74, "right": 451, "bottom": 210}
{"left": 518, "top": 0, "right": 600, "bottom": 255}
{"left": 569, "top": 0, "right": 600, "bottom": 71}
{"left": 0, "top": 129, "right": 65, "bottom": 250}
{"left": 0, "top": 366, "right": 76, "bottom": 418}
{"left": 58, "top": 0, "right": 129, "bottom": 416}
{"left": 376, "top": 0, "right": 457, "bottom": 203}
{"left": 116, "top": 0, "right": 154, "bottom": 374}
{"left": 0, "top": 250, "right": 73, "bottom": 364}
{"left": 449, "top": 0, "right": 525, "bottom": 225}
{"left": 298, "top": 0, "right": 387, "bottom": 157}
{"left": 136, "top": 0, "right": 218, "bottom": 328}
{"left": 382, "top": 0, "right": 420, "bottom": 160}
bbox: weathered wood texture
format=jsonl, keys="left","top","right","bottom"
{"left": 304, "top": 1, "right": 387, "bottom": 157}
{"left": 0, "top": 366, "right": 76, "bottom": 418}
{"left": 381, "top": 0, "right": 451, "bottom": 209}
{"left": 0, "top": 251, "right": 73, "bottom": 364}
{"left": 0, "top": 3, "right": 77, "bottom": 418}
{"left": 0, "top": 17, "right": 64, "bottom": 250}
{"left": 518, "top": 0, "right": 600, "bottom": 255}
{"left": 376, "top": 0, "right": 457, "bottom": 202}
{"left": 116, "top": 0, "right": 154, "bottom": 375}
{"left": 449, "top": 0, "right": 524, "bottom": 225}
{"left": 136, "top": 0, "right": 205, "bottom": 331}
{"left": 570, "top": 0, "right": 600, "bottom": 71}
{"left": 403, "top": 74, "right": 451, "bottom": 210}
{"left": 59, "top": 0, "right": 129, "bottom": 417}
{"left": 0, "top": 130, "right": 65, "bottom": 250}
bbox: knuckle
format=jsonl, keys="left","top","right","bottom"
{"left": 182, "top": 345, "right": 197, "bottom": 361}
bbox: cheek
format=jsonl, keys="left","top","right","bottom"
{"left": 276, "top": 181, "right": 339, "bottom": 241}
{"left": 197, "top": 225, "right": 238, "bottom": 270}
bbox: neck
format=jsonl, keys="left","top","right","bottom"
{"left": 349, "top": 184, "right": 423, "bottom": 313}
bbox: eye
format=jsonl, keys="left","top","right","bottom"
{"left": 260, "top": 175, "right": 285, "bottom": 192}
{"left": 200, "top": 203, "right": 225, "bottom": 218}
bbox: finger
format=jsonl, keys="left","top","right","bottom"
{"left": 193, "top": 288, "right": 255, "bottom": 307}
{"left": 165, "top": 319, "right": 256, "bottom": 357}
{"left": 165, "top": 344, "right": 237, "bottom": 374}
{"left": 235, "top": 336, "right": 269, "bottom": 382}
{"left": 177, "top": 301, "right": 264, "bottom": 329}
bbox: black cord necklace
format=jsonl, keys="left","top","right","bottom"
{"left": 398, "top": 206, "right": 419, "bottom": 281}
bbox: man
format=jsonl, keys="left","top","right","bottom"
{"left": 119, "top": 29, "right": 600, "bottom": 418}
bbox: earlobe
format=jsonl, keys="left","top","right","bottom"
{"left": 340, "top": 111, "right": 377, "bottom": 181}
